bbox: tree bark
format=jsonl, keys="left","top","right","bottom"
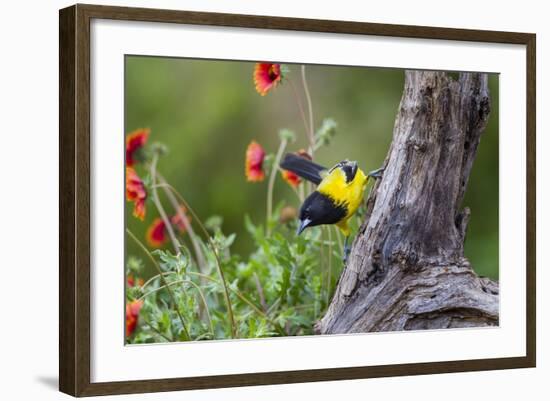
{"left": 316, "top": 70, "right": 498, "bottom": 334}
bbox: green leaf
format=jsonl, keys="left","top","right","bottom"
{"left": 244, "top": 215, "right": 264, "bottom": 244}
{"left": 150, "top": 141, "right": 168, "bottom": 155}
{"left": 126, "top": 256, "right": 144, "bottom": 274}
{"left": 278, "top": 128, "right": 296, "bottom": 142}
{"left": 204, "top": 215, "right": 223, "bottom": 232}
{"left": 151, "top": 248, "right": 189, "bottom": 274}
{"left": 315, "top": 118, "right": 337, "bottom": 148}
{"left": 224, "top": 233, "right": 236, "bottom": 248}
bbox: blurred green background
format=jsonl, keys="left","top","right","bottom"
{"left": 125, "top": 56, "right": 499, "bottom": 280}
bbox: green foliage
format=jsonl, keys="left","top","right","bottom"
{"left": 314, "top": 118, "right": 338, "bottom": 149}
{"left": 126, "top": 214, "right": 341, "bottom": 343}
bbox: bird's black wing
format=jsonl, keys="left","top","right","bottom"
{"left": 279, "top": 153, "right": 326, "bottom": 185}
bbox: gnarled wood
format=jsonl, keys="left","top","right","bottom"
{"left": 317, "top": 70, "right": 498, "bottom": 334}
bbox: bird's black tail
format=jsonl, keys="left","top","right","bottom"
{"left": 280, "top": 153, "right": 326, "bottom": 185}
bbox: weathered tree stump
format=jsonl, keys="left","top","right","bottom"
{"left": 316, "top": 70, "right": 499, "bottom": 333}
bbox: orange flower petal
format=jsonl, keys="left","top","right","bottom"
{"left": 146, "top": 218, "right": 167, "bottom": 248}
{"left": 133, "top": 198, "right": 146, "bottom": 220}
{"left": 127, "top": 275, "right": 145, "bottom": 287}
{"left": 245, "top": 141, "right": 266, "bottom": 182}
{"left": 146, "top": 207, "right": 191, "bottom": 248}
{"left": 126, "top": 128, "right": 150, "bottom": 166}
{"left": 282, "top": 169, "right": 301, "bottom": 187}
{"left": 254, "top": 63, "right": 282, "bottom": 96}
{"left": 126, "top": 299, "right": 143, "bottom": 337}
{"left": 126, "top": 167, "right": 147, "bottom": 220}
{"left": 171, "top": 205, "right": 191, "bottom": 234}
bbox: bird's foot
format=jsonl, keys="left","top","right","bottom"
{"left": 368, "top": 166, "right": 385, "bottom": 180}
{"left": 342, "top": 244, "right": 351, "bottom": 265}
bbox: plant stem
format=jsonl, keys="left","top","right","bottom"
{"left": 139, "top": 278, "right": 214, "bottom": 335}
{"left": 193, "top": 332, "right": 215, "bottom": 341}
{"left": 289, "top": 78, "right": 311, "bottom": 141}
{"left": 188, "top": 271, "right": 287, "bottom": 336}
{"left": 185, "top": 279, "right": 215, "bottom": 335}
{"left": 253, "top": 272, "right": 268, "bottom": 312}
{"left": 152, "top": 183, "right": 237, "bottom": 338}
{"left": 154, "top": 171, "right": 210, "bottom": 321}
{"left": 140, "top": 271, "right": 177, "bottom": 289}
{"left": 155, "top": 171, "right": 208, "bottom": 275}
{"left": 301, "top": 65, "right": 315, "bottom": 157}
{"left": 266, "top": 297, "right": 281, "bottom": 315}
{"left": 150, "top": 155, "right": 180, "bottom": 254}
{"left": 126, "top": 228, "right": 190, "bottom": 340}
{"left": 140, "top": 315, "right": 173, "bottom": 342}
{"left": 266, "top": 138, "right": 288, "bottom": 236}
{"left": 319, "top": 227, "right": 326, "bottom": 300}
{"left": 333, "top": 225, "right": 344, "bottom": 257}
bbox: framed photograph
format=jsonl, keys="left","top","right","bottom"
{"left": 59, "top": 4, "right": 536, "bottom": 397}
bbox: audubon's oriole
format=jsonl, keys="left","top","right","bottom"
{"left": 280, "top": 153, "right": 383, "bottom": 261}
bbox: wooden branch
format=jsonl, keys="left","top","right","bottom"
{"left": 317, "top": 70, "right": 498, "bottom": 334}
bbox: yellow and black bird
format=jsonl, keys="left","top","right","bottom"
{"left": 280, "top": 153, "right": 383, "bottom": 262}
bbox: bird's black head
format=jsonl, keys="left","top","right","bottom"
{"left": 296, "top": 191, "right": 347, "bottom": 235}
{"left": 329, "top": 160, "right": 358, "bottom": 183}
{"left": 297, "top": 205, "right": 315, "bottom": 235}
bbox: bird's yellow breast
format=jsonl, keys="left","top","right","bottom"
{"left": 317, "top": 167, "right": 368, "bottom": 221}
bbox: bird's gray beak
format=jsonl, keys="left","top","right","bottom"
{"left": 368, "top": 166, "right": 385, "bottom": 180}
{"left": 296, "top": 218, "right": 312, "bottom": 235}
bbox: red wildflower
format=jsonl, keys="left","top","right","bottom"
{"left": 281, "top": 170, "right": 301, "bottom": 187}
{"left": 126, "top": 299, "right": 143, "bottom": 337}
{"left": 126, "top": 167, "right": 147, "bottom": 220}
{"left": 126, "top": 128, "right": 150, "bottom": 166}
{"left": 146, "top": 207, "right": 191, "bottom": 248}
{"left": 254, "top": 63, "right": 283, "bottom": 96}
{"left": 171, "top": 206, "right": 192, "bottom": 232}
{"left": 245, "top": 141, "right": 266, "bottom": 182}
{"left": 127, "top": 274, "right": 144, "bottom": 287}
{"left": 146, "top": 218, "right": 167, "bottom": 248}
